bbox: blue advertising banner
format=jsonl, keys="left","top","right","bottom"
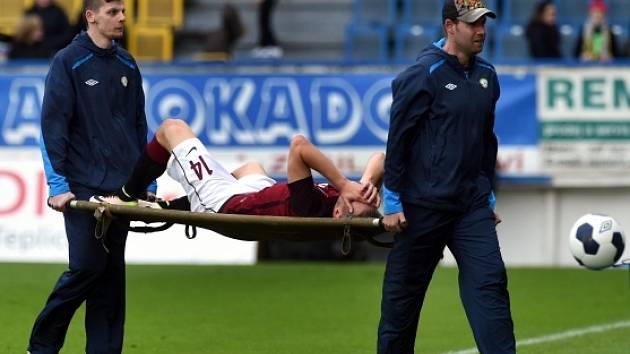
{"left": 0, "top": 72, "right": 537, "bottom": 148}
{"left": 495, "top": 73, "right": 537, "bottom": 146}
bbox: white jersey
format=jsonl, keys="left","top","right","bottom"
{"left": 167, "top": 138, "right": 276, "bottom": 213}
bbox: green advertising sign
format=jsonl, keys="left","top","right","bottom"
{"left": 538, "top": 68, "right": 630, "bottom": 183}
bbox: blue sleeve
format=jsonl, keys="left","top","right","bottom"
{"left": 135, "top": 66, "right": 149, "bottom": 149}
{"left": 482, "top": 74, "right": 499, "bottom": 188}
{"left": 40, "top": 55, "right": 74, "bottom": 196}
{"left": 135, "top": 65, "right": 157, "bottom": 194}
{"left": 40, "top": 135, "right": 70, "bottom": 195}
{"left": 383, "top": 184, "right": 403, "bottom": 215}
{"left": 383, "top": 64, "right": 434, "bottom": 194}
{"left": 147, "top": 180, "right": 157, "bottom": 194}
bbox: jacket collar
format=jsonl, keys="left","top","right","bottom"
{"left": 74, "top": 31, "right": 118, "bottom": 57}
{"left": 430, "top": 38, "right": 478, "bottom": 71}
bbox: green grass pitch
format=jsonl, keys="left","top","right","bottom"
{"left": 2, "top": 263, "right": 629, "bottom": 353}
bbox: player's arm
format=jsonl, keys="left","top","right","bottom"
{"left": 360, "top": 152, "right": 384, "bottom": 188}
{"left": 481, "top": 74, "right": 500, "bottom": 189}
{"left": 287, "top": 135, "right": 370, "bottom": 213}
{"left": 359, "top": 152, "right": 385, "bottom": 207}
{"left": 134, "top": 66, "right": 158, "bottom": 196}
{"left": 384, "top": 66, "right": 433, "bottom": 195}
{"left": 383, "top": 67, "right": 432, "bottom": 232}
{"left": 40, "top": 55, "right": 76, "bottom": 211}
{"left": 482, "top": 74, "right": 500, "bottom": 225}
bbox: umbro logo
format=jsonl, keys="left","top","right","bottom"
{"left": 445, "top": 83, "right": 457, "bottom": 91}
{"left": 85, "top": 79, "right": 99, "bottom": 86}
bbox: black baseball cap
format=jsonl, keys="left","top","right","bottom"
{"left": 443, "top": 0, "right": 497, "bottom": 23}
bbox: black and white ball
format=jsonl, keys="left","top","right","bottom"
{"left": 569, "top": 214, "right": 625, "bottom": 270}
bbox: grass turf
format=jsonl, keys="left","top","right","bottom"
{"left": 1, "top": 263, "right": 629, "bottom": 353}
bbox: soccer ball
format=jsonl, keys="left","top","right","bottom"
{"left": 569, "top": 214, "right": 625, "bottom": 270}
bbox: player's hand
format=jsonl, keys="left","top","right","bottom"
{"left": 383, "top": 212, "right": 407, "bottom": 232}
{"left": 361, "top": 182, "right": 380, "bottom": 208}
{"left": 47, "top": 192, "right": 76, "bottom": 212}
{"left": 339, "top": 181, "right": 370, "bottom": 214}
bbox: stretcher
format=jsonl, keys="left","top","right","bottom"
{"left": 69, "top": 200, "right": 393, "bottom": 254}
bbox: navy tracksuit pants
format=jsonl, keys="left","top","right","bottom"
{"left": 28, "top": 201, "right": 129, "bottom": 354}
{"left": 377, "top": 202, "right": 515, "bottom": 354}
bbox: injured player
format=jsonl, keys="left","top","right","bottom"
{"left": 92, "top": 119, "right": 383, "bottom": 219}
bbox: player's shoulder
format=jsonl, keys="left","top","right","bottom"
{"left": 392, "top": 55, "right": 443, "bottom": 94}
{"left": 396, "top": 61, "right": 429, "bottom": 81}
{"left": 416, "top": 49, "right": 445, "bottom": 70}
{"left": 474, "top": 56, "right": 497, "bottom": 75}
{"left": 394, "top": 61, "right": 432, "bottom": 90}
{"left": 395, "top": 46, "right": 446, "bottom": 83}
{"left": 115, "top": 46, "right": 134, "bottom": 59}
{"left": 49, "top": 41, "right": 91, "bottom": 69}
{"left": 114, "top": 47, "right": 139, "bottom": 69}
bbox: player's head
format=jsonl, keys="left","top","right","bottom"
{"left": 333, "top": 199, "right": 382, "bottom": 220}
{"left": 442, "top": 0, "right": 496, "bottom": 56}
{"left": 84, "top": 0, "right": 125, "bottom": 40}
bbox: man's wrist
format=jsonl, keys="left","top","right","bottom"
{"left": 49, "top": 185, "right": 71, "bottom": 197}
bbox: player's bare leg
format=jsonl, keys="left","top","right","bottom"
{"left": 155, "top": 119, "right": 196, "bottom": 151}
{"left": 232, "top": 162, "right": 269, "bottom": 179}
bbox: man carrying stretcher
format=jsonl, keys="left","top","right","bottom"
{"left": 93, "top": 119, "right": 383, "bottom": 219}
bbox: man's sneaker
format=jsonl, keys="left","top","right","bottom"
{"left": 90, "top": 195, "right": 162, "bottom": 209}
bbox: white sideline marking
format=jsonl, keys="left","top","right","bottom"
{"left": 443, "top": 320, "right": 630, "bottom": 354}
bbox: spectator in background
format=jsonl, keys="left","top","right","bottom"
{"left": 25, "top": 0, "right": 72, "bottom": 57}
{"left": 526, "top": 0, "right": 562, "bottom": 58}
{"left": 575, "top": 0, "right": 619, "bottom": 62}
{"left": 204, "top": 3, "right": 244, "bottom": 57}
{"left": 252, "top": 0, "right": 283, "bottom": 58}
{"left": 9, "top": 15, "right": 49, "bottom": 59}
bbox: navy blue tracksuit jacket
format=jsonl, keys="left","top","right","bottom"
{"left": 383, "top": 39, "right": 498, "bottom": 213}
{"left": 40, "top": 33, "right": 148, "bottom": 196}
{"left": 31, "top": 32, "right": 148, "bottom": 354}
{"left": 378, "top": 39, "right": 515, "bottom": 354}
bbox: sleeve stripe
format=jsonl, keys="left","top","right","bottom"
{"left": 72, "top": 53, "right": 94, "bottom": 70}
{"left": 116, "top": 54, "right": 136, "bottom": 69}
{"left": 40, "top": 134, "right": 70, "bottom": 196}
{"left": 429, "top": 59, "right": 446, "bottom": 74}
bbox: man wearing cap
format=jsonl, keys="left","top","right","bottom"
{"left": 378, "top": 0, "right": 515, "bottom": 353}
